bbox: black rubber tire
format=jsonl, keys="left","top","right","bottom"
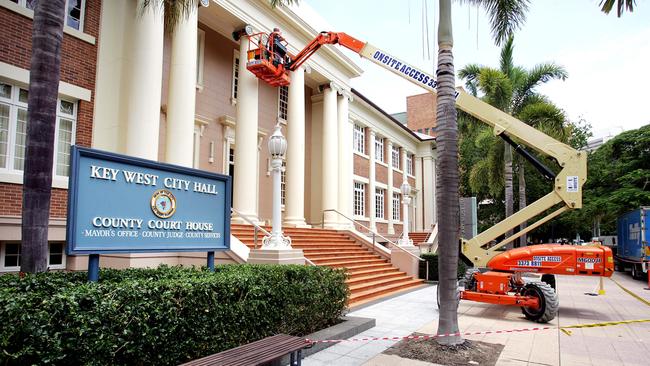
{"left": 520, "top": 282, "right": 559, "bottom": 323}
{"left": 614, "top": 260, "right": 624, "bottom": 272}
{"left": 541, "top": 274, "right": 556, "bottom": 291}
{"left": 631, "top": 264, "right": 642, "bottom": 280}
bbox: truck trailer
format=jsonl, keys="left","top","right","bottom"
{"left": 616, "top": 207, "right": 649, "bottom": 280}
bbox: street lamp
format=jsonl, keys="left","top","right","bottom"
{"left": 399, "top": 180, "right": 413, "bottom": 246}
{"left": 263, "top": 124, "right": 292, "bottom": 249}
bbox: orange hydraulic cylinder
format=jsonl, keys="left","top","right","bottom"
{"left": 486, "top": 244, "right": 614, "bottom": 277}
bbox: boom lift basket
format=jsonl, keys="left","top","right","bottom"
{"left": 245, "top": 32, "right": 291, "bottom": 87}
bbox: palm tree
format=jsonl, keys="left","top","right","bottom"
{"left": 459, "top": 36, "right": 567, "bottom": 247}
{"left": 20, "top": 1, "right": 67, "bottom": 273}
{"left": 435, "top": 0, "right": 530, "bottom": 346}
{"left": 600, "top": 0, "right": 635, "bottom": 16}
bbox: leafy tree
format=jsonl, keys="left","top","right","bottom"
{"left": 21, "top": 1, "right": 67, "bottom": 273}
{"left": 458, "top": 35, "right": 567, "bottom": 247}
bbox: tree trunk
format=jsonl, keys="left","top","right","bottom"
{"left": 518, "top": 161, "right": 527, "bottom": 247}
{"left": 21, "top": 0, "right": 66, "bottom": 273}
{"left": 435, "top": 0, "right": 462, "bottom": 346}
{"left": 504, "top": 144, "right": 514, "bottom": 248}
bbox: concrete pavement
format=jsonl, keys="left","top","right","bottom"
{"left": 303, "top": 272, "right": 650, "bottom": 365}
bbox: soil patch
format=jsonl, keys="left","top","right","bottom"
{"left": 383, "top": 333, "right": 504, "bottom": 366}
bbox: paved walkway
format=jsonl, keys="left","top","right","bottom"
{"left": 303, "top": 272, "right": 650, "bottom": 366}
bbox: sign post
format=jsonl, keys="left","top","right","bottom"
{"left": 66, "top": 147, "right": 231, "bottom": 281}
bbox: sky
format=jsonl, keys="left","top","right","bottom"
{"left": 302, "top": 0, "right": 650, "bottom": 139}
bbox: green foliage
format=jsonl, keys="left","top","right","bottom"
{"left": 0, "top": 265, "right": 348, "bottom": 365}
{"left": 419, "top": 253, "right": 467, "bottom": 281}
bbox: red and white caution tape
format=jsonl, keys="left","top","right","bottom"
{"left": 306, "top": 326, "right": 554, "bottom": 344}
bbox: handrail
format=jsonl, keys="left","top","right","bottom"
{"left": 231, "top": 207, "right": 270, "bottom": 249}
{"left": 231, "top": 207, "right": 315, "bottom": 265}
{"left": 322, "top": 209, "right": 424, "bottom": 262}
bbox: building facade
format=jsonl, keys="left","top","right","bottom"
{"left": 0, "top": 0, "right": 437, "bottom": 272}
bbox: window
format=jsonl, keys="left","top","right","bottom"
{"left": 197, "top": 29, "right": 205, "bottom": 88}
{"left": 391, "top": 146, "right": 400, "bottom": 169}
{"left": 406, "top": 153, "right": 413, "bottom": 175}
{"left": 375, "top": 188, "right": 384, "bottom": 219}
{"left": 1, "top": 242, "right": 66, "bottom": 271}
{"left": 393, "top": 193, "right": 401, "bottom": 221}
{"left": 0, "top": 82, "right": 76, "bottom": 177}
{"left": 10, "top": 1, "right": 85, "bottom": 31}
{"left": 278, "top": 85, "right": 288, "bottom": 121}
{"left": 375, "top": 137, "right": 384, "bottom": 162}
{"left": 353, "top": 124, "right": 365, "bottom": 154}
{"left": 354, "top": 182, "right": 365, "bottom": 216}
{"left": 231, "top": 52, "right": 240, "bottom": 101}
{"left": 281, "top": 161, "right": 286, "bottom": 206}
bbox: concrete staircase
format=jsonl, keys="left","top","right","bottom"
{"left": 231, "top": 224, "right": 425, "bottom": 307}
{"left": 408, "top": 232, "right": 430, "bottom": 245}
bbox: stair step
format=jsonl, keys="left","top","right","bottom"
{"left": 347, "top": 267, "right": 401, "bottom": 278}
{"left": 346, "top": 271, "right": 405, "bottom": 285}
{"left": 303, "top": 250, "right": 372, "bottom": 257}
{"left": 312, "top": 258, "right": 387, "bottom": 267}
{"left": 309, "top": 254, "right": 378, "bottom": 261}
{"left": 349, "top": 280, "right": 425, "bottom": 303}
{"left": 349, "top": 276, "right": 416, "bottom": 292}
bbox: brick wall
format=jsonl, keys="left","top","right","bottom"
{"left": 393, "top": 171, "right": 403, "bottom": 187}
{"left": 0, "top": 1, "right": 101, "bottom": 217}
{"left": 406, "top": 93, "right": 437, "bottom": 135}
{"left": 375, "top": 163, "right": 388, "bottom": 184}
{"left": 354, "top": 154, "right": 369, "bottom": 177}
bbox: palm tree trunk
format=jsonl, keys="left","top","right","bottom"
{"left": 435, "top": 0, "right": 462, "bottom": 346}
{"left": 518, "top": 161, "right": 527, "bottom": 247}
{"left": 504, "top": 144, "right": 514, "bottom": 247}
{"left": 20, "top": 0, "right": 66, "bottom": 273}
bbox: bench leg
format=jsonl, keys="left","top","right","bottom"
{"left": 288, "top": 350, "right": 302, "bottom": 366}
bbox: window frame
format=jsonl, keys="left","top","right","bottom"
{"left": 354, "top": 182, "right": 365, "bottom": 217}
{"left": 231, "top": 50, "right": 240, "bottom": 105}
{"left": 0, "top": 81, "right": 77, "bottom": 179}
{"left": 0, "top": 242, "right": 67, "bottom": 271}
{"left": 375, "top": 188, "right": 385, "bottom": 219}
{"left": 353, "top": 124, "right": 365, "bottom": 154}
{"left": 375, "top": 136, "right": 384, "bottom": 162}
{"left": 64, "top": 0, "right": 86, "bottom": 32}
{"left": 277, "top": 85, "right": 288, "bottom": 122}
{"left": 196, "top": 28, "right": 205, "bottom": 90}
{"left": 406, "top": 153, "right": 414, "bottom": 176}
{"left": 391, "top": 146, "right": 400, "bottom": 170}
{"left": 392, "top": 192, "right": 401, "bottom": 221}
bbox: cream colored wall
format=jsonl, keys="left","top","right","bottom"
{"left": 308, "top": 94, "right": 324, "bottom": 224}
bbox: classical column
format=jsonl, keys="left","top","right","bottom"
{"left": 232, "top": 35, "right": 260, "bottom": 223}
{"left": 284, "top": 67, "right": 308, "bottom": 227}
{"left": 322, "top": 85, "right": 338, "bottom": 228}
{"left": 368, "top": 129, "right": 376, "bottom": 232}
{"left": 125, "top": 0, "right": 164, "bottom": 160}
{"left": 387, "top": 140, "right": 395, "bottom": 234}
{"left": 165, "top": 4, "right": 197, "bottom": 167}
{"left": 337, "top": 90, "right": 353, "bottom": 228}
{"left": 422, "top": 155, "right": 436, "bottom": 230}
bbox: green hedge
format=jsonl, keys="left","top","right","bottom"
{"left": 418, "top": 253, "right": 468, "bottom": 281}
{"left": 0, "top": 264, "right": 348, "bottom": 365}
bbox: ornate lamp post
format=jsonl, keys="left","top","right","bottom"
{"left": 399, "top": 180, "right": 413, "bottom": 246}
{"left": 263, "top": 124, "right": 292, "bottom": 249}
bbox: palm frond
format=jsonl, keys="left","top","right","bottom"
{"left": 478, "top": 68, "right": 513, "bottom": 111}
{"left": 599, "top": 0, "right": 635, "bottom": 17}
{"left": 512, "top": 63, "right": 567, "bottom": 112}
{"left": 270, "top": 0, "right": 300, "bottom": 8}
{"left": 517, "top": 102, "right": 567, "bottom": 141}
{"left": 458, "top": 64, "right": 483, "bottom": 96}
{"left": 499, "top": 35, "right": 515, "bottom": 78}
{"left": 459, "top": 0, "right": 530, "bottom": 46}
{"left": 141, "top": 0, "right": 198, "bottom": 32}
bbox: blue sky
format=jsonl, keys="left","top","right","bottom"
{"left": 302, "top": 0, "right": 650, "bottom": 138}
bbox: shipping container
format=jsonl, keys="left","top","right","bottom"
{"left": 615, "top": 207, "right": 650, "bottom": 280}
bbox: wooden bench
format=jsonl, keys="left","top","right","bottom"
{"left": 179, "top": 334, "right": 308, "bottom": 366}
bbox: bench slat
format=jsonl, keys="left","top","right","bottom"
{"left": 180, "top": 334, "right": 306, "bottom": 366}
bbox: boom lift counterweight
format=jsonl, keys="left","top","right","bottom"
{"left": 244, "top": 28, "right": 613, "bottom": 322}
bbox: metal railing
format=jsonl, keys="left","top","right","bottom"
{"left": 230, "top": 207, "right": 315, "bottom": 266}
{"left": 321, "top": 209, "right": 424, "bottom": 262}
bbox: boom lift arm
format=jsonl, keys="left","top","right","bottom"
{"left": 247, "top": 31, "right": 587, "bottom": 267}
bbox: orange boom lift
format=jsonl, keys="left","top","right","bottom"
{"left": 242, "top": 29, "right": 614, "bottom": 322}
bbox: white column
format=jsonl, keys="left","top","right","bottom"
{"left": 165, "top": 5, "right": 197, "bottom": 167}
{"left": 322, "top": 85, "right": 339, "bottom": 228}
{"left": 125, "top": 0, "right": 164, "bottom": 160}
{"left": 284, "top": 67, "right": 307, "bottom": 227}
{"left": 337, "top": 91, "right": 353, "bottom": 228}
{"left": 233, "top": 36, "right": 260, "bottom": 223}
{"left": 387, "top": 140, "right": 395, "bottom": 234}
{"left": 422, "top": 155, "right": 435, "bottom": 230}
{"left": 368, "top": 129, "right": 376, "bottom": 231}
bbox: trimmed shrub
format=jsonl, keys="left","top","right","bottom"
{"left": 0, "top": 264, "right": 348, "bottom": 365}
{"left": 418, "top": 253, "right": 468, "bottom": 281}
